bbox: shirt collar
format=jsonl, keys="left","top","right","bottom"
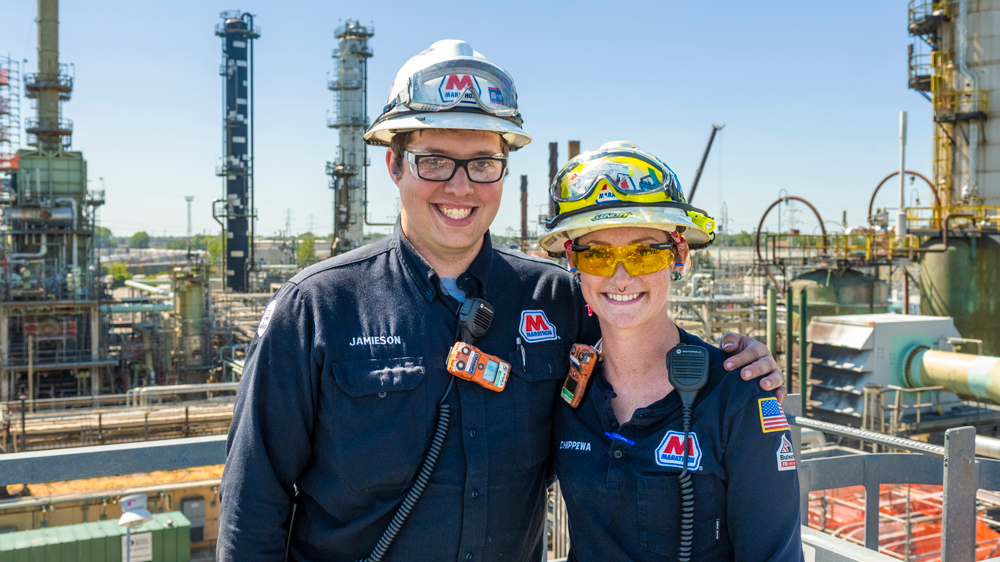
{"left": 393, "top": 220, "right": 494, "bottom": 303}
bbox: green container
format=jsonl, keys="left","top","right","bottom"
{"left": 0, "top": 512, "right": 190, "bottom": 562}
{"left": 919, "top": 236, "right": 1000, "bottom": 356}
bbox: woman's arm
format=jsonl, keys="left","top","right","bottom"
{"left": 723, "top": 392, "right": 804, "bottom": 562}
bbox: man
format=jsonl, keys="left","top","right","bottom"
{"left": 217, "top": 40, "right": 783, "bottom": 562}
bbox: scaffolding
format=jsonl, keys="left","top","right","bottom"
{"left": 0, "top": 56, "right": 20, "bottom": 174}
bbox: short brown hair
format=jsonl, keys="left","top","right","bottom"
{"left": 389, "top": 130, "right": 510, "bottom": 174}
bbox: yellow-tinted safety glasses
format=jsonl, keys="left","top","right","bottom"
{"left": 570, "top": 243, "right": 676, "bottom": 277}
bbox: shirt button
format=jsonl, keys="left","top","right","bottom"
{"left": 610, "top": 421, "right": 619, "bottom": 429}
{"left": 469, "top": 429, "right": 476, "bottom": 438}
{"left": 466, "top": 553, "right": 474, "bottom": 561}
{"left": 613, "top": 450, "right": 623, "bottom": 459}
{"left": 377, "top": 392, "right": 387, "bottom": 398}
{"left": 472, "top": 490, "right": 479, "bottom": 499}
{"left": 425, "top": 289, "right": 433, "bottom": 296}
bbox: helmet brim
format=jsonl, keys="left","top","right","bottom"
{"left": 364, "top": 112, "right": 532, "bottom": 150}
{"left": 539, "top": 205, "right": 712, "bottom": 253}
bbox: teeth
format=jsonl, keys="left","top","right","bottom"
{"left": 607, "top": 293, "right": 640, "bottom": 302}
{"left": 438, "top": 206, "right": 472, "bottom": 220}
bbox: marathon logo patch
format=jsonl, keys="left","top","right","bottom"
{"left": 257, "top": 300, "right": 277, "bottom": 337}
{"left": 758, "top": 397, "right": 791, "bottom": 433}
{"left": 655, "top": 430, "right": 702, "bottom": 470}
{"left": 519, "top": 310, "right": 558, "bottom": 343}
{"left": 439, "top": 74, "right": 480, "bottom": 104}
{"left": 776, "top": 434, "right": 796, "bottom": 471}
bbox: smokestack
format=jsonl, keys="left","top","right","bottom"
{"left": 548, "top": 142, "right": 558, "bottom": 219}
{"left": 520, "top": 175, "right": 528, "bottom": 253}
{"left": 568, "top": 140, "right": 580, "bottom": 160}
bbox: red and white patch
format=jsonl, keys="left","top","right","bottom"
{"left": 519, "top": 310, "right": 558, "bottom": 343}
{"left": 777, "top": 434, "right": 796, "bottom": 471}
{"left": 655, "top": 430, "right": 702, "bottom": 470}
{"left": 257, "top": 300, "right": 277, "bottom": 337}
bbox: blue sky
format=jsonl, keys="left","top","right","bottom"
{"left": 2, "top": 1, "right": 933, "bottom": 240}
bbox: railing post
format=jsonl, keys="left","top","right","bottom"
{"left": 766, "top": 288, "right": 777, "bottom": 356}
{"left": 785, "top": 287, "right": 793, "bottom": 391}
{"left": 864, "top": 480, "right": 880, "bottom": 551}
{"left": 799, "top": 290, "right": 809, "bottom": 414}
{"left": 942, "top": 426, "right": 977, "bottom": 562}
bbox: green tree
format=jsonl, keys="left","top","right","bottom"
{"left": 297, "top": 234, "right": 317, "bottom": 266}
{"left": 166, "top": 238, "right": 187, "bottom": 250}
{"left": 104, "top": 262, "right": 132, "bottom": 289}
{"left": 130, "top": 231, "right": 150, "bottom": 249}
{"left": 95, "top": 226, "right": 116, "bottom": 247}
{"left": 207, "top": 236, "right": 223, "bottom": 264}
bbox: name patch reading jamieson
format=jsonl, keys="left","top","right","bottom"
{"left": 349, "top": 335, "right": 403, "bottom": 346}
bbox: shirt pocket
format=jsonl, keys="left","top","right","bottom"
{"left": 506, "top": 343, "right": 569, "bottom": 474}
{"left": 638, "top": 474, "right": 723, "bottom": 559}
{"left": 331, "top": 357, "right": 428, "bottom": 492}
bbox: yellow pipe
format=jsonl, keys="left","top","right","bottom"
{"left": 905, "top": 347, "right": 1000, "bottom": 403}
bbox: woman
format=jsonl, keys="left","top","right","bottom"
{"left": 540, "top": 142, "right": 803, "bottom": 562}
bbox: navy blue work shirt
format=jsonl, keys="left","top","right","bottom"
{"left": 218, "top": 223, "right": 600, "bottom": 562}
{"left": 552, "top": 329, "right": 803, "bottom": 561}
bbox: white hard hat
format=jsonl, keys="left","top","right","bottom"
{"left": 364, "top": 40, "right": 532, "bottom": 150}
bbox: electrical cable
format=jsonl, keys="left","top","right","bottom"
{"left": 357, "top": 299, "right": 493, "bottom": 562}
{"left": 666, "top": 346, "right": 710, "bottom": 562}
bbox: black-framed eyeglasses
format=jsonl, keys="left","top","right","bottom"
{"left": 405, "top": 151, "right": 507, "bottom": 183}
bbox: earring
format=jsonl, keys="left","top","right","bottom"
{"left": 670, "top": 271, "right": 681, "bottom": 281}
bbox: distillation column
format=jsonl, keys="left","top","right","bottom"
{"left": 215, "top": 12, "right": 259, "bottom": 292}
{"left": 908, "top": 2, "right": 1000, "bottom": 354}
{"left": 326, "top": 20, "right": 373, "bottom": 255}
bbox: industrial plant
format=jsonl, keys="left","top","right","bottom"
{"left": 0, "top": 0, "right": 999, "bottom": 561}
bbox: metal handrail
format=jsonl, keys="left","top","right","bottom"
{"left": 789, "top": 414, "right": 945, "bottom": 458}
{"left": 934, "top": 88, "right": 989, "bottom": 118}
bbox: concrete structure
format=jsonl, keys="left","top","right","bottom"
{"left": 326, "top": 20, "right": 374, "bottom": 255}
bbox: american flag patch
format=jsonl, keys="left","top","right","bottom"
{"left": 758, "top": 397, "right": 790, "bottom": 433}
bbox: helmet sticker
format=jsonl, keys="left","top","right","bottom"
{"left": 596, "top": 185, "right": 618, "bottom": 203}
{"left": 438, "top": 74, "right": 481, "bottom": 104}
{"left": 591, "top": 211, "right": 633, "bottom": 221}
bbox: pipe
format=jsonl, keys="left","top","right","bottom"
{"left": 976, "top": 435, "right": 1000, "bottom": 459}
{"left": 867, "top": 170, "right": 940, "bottom": 225}
{"left": 904, "top": 347, "right": 1000, "bottom": 403}
{"left": 99, "top": 303, "right": 174, "bottom": 314}
{"left": 135, "top": 382, "right": 240, "bottom": 407}
{"left": 766, "top": 288, "right": 777, "bottom": 358}
{"left": 687, "top": 273, "right": 711, "bottom": 297}
{"left": 897, "top": 112, "right": 908, "bottom": 239}
{"left": 958, "top": 0, "right": 979, "bottom": 197}
{"left": 124, "top": 279, "right": 171, "bottom": 296}
{"left": 754, "top": 195, "right": 828, "bottom": 292}
{"left": 54, "top": 197, "right": 77, "bottom": 269}
{"left": 10, "top": 233, "right": 47, "bottom": 259}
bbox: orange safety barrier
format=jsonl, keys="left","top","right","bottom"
{"left": 809, "top": 485, "right": 1000, "bottom": 561}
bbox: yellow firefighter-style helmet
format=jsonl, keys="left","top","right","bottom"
{"left": 539, "top": 141, "right": 716, "bottom": 254}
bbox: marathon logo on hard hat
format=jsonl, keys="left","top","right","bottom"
{"left": 439, "top": 74, "right": 481, "bottom": 104}
{"left": 655, "top": 430, "right": 702, "bottom": 470}
{"left": 519, "top": 310, "right": 558, "bottom": 343}
{"left": 596, "top": 185, "right": 618, "bottom": 203}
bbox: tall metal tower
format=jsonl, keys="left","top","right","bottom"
{"left": 214, "top": 11, "right": 259, "bottom": 293}
{"left": 185, "top": 196, "right": 194, "bottom": 237}
{"left": 0, "top": 56, "right": 21, "bottom": 175}
{"left": 2, "top": 0, "right": 108, "bottom": 403}
{"left": 326, "top": 20, "right": 375, "bottom": 256}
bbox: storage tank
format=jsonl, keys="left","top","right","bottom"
{"left": 171, "top": 266, "right": 205, "bottom": 337}
{"left": 788, "top": 268, "right": 889, "bottom": 331}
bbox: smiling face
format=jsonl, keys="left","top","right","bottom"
{"left": 572, "top": 226, "right": 678, "bottom": 333}
{"left": 388, "top": 129, "right": 504, "bottom": 268}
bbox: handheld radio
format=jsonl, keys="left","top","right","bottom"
{"left": 666, "top": 345, "right": 710, "bottom": 562}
